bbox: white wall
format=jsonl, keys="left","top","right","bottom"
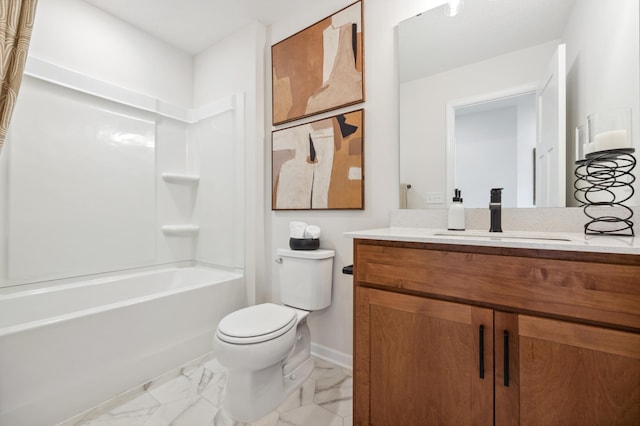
{"left": 29, "top": 0, "right": 193, "bottom": 109}
{"left": 400, "top": 40, "right": 558, "bottom": 209}
{"left": 267, "top": 0, "right": 441, "bottom": 365}
{"left": 564, "top": 0, "right": 640, "bottom": 206}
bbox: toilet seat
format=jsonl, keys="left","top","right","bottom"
{"left": 216, "top": 303, "right": 297, "bottom": 345}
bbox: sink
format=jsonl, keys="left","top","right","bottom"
{"left": 432, "top": 230, "right": 576, "bottom": 242}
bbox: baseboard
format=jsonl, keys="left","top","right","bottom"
{"left": 310, "top": 342, "right": 352, "bottom": 370}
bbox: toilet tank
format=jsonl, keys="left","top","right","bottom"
{"left": 277, "top": 248, "right": 335, "bottom": 310}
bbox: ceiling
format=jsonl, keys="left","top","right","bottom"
{"left": 82, "top": 0, "right": 346, "bottom": 54}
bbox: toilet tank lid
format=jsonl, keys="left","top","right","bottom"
{"left": 277, "top": 248, "right": 335, "bottom": 259}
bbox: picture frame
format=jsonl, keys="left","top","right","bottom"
{"left": 272, "top": 109, "right": 364, "bottom": 210}
{"left": 271, "top": 1, "right": 364, "bottom": 125}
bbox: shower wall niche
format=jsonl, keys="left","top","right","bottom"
{"left": 0, "top": 66, "right": 245, "bottom": 288}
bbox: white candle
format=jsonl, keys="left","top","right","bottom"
{"left": 592, "top": 129, "right": 629, "bottom": 152}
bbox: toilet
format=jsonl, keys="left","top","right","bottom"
{"left": 214, "top": 248, "right": 335, "bottom": 422}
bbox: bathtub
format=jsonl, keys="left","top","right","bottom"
{"left": 0, "top": 265, "right": 245, "bottom": 426}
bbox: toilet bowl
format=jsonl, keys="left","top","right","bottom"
{"left": 213, "top": 248, "right": 334, "bottom": 422}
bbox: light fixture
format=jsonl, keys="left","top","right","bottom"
{"left": 444, "top": 0, "right": 464, "bottom": 17}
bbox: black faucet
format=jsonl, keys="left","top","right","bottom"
{"left": 489, "top": 188, "right": 503, "bottom": 232}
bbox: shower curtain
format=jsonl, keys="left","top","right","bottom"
{"left": 0, "top": 0, "right": 37, "bottom": 156}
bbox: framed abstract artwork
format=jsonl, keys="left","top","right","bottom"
{"left": 272, "top": 109, "right": 364, "bottom": 210}
{"left": 271, "top": 1, "right": 364, "bottom": 125}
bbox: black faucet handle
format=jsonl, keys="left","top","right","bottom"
{"left": 490, "top": 188, "right": 503, "bottom": 203}
{"left": 489, "top": 188, "right": 503, "bottom": 232}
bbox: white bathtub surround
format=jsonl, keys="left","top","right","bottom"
{"left": 58, "top": 354, "right": 352, "bottom": 426}
{"left": 1, "top": 58, "right": 246, "bottom": 288}
{"left": 0, "top": 266, "right": 246, "bottom": 426}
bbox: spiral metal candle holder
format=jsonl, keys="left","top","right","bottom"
{"left": 574, "top": 148, "right": 636, "bottom": 236}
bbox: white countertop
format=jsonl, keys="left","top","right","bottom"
{"left": 345, "top": 227, "right": 640, "bottom": 255}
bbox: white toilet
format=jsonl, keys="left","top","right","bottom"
{"left": 214, "top": 248, "right": 334, "bottom": 422}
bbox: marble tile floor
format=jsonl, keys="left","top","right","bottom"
{"left": 58, "top": 353, "right": 352, "bottom": 426}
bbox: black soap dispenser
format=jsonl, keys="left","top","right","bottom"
{"left": 447, "top": 188, "right": 465, "bottom": 231}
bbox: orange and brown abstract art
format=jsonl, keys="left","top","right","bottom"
{"left": 272, "top": 109, "right": 364, "bottom": 210}
{"left": 272, "top": 1, "right": 364, "bottom": 125}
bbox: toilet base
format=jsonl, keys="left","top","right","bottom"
{"left": 223, "top": 357, "right": 314, "bottom": 422}
{"left": 217, "top": 311, "right": 315, "bottom": 422}
{"left": 283, "top": 356, "right": 314, "bottom": 398}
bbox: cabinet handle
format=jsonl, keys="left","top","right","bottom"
{"left": 503, "top": 330, "right": 510, "bottom": 387}
{"left": 479, "top": 325, "right": 485, "bottom": 379}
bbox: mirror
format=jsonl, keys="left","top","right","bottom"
{"left": 399, "top": 0, "right": 640, "bottom": 209}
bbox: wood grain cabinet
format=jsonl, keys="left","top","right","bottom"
{"left": 353, "top": 239, "right": 640, "bottom": 425}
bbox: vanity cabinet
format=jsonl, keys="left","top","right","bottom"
{"left": 353, "top": 239, "right": 640, "bottom": 425}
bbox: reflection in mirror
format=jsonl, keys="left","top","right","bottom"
{"left": 454, "top": 92, "right": 536, "bottom": 208}
{"left": 399, "top": 0, "right": 639, "bottom": 209}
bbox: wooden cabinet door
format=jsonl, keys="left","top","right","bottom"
{"left": 354, "top": 286, "right": 494, "bottom": 425}
{"left": 496, "top": 313, "right": 640, "bottom": 425}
